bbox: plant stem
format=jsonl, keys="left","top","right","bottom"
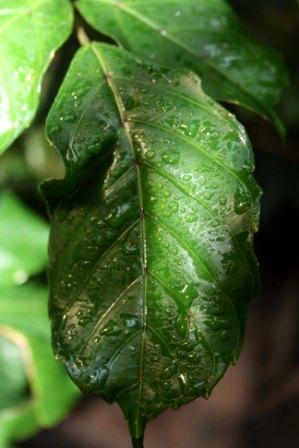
{"left": 77, "top": 26, "right": 90, "bottom": 46}
{"left": 131, "top": 437, "right": 144, "bottom": 448}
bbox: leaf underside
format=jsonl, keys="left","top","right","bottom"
{"left": 76, "top": 0, "right": 288, "bottom": 135}
{"left": 0, "top": 0, "right": 73, "bottom": 155}
{"left": 43, "top": 43, "right": 261, "bottom": 441}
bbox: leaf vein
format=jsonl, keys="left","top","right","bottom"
{"left": 130, "top": 118, "right": 244, "bottom": 186}
{"left": 113, "top": 75, "right": 240, "bottom": 133}
{"left": 149, "top": 270, "right": 216, "bottom": 378}
{"left": 143, "top": 161, "right": 256, "bottom": 297}
{"left": 101, "top": 0, "right": 273, "bottom": 117}
{"left": 57, "top": 217, "right": 140, "bottom": 323}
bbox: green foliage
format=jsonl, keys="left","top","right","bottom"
{"left": 0, "top": 193, "right": 79, "bottom": 447}
{"left": 42, "top": 42, "right": 261, "bottom": 443}
{"left": 0, "top": 335, "right": 28, "bottom": 411}
{"left": 0, "top": 0, "right": 288, "bottom": 447}
{"left": 0, "top": 0, "right": 73, "bottom": 155}
{"left": 76, "top": 0, "right": 288, "bottom": 135}
{"left": 0, "top": 192, "right": 48, "bottom": 285}
{"left": 0, "top": 284, "right": 79, "bottom": 447}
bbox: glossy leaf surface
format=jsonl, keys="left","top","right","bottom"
{"left": 43, "top": 43, "right": 261, "bottom": 444}
{"left": 0, "top": 283, "right": 79, "bottom": 447}
{"left": 0, "top": 0, "right": 73, "bottom": 155}
{"left": 76, "top": 0, "right": 288, "bottom": 134}
{"left": 0, "top": 192, "right": 48, "bottom": 285}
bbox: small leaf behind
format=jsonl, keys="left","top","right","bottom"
{"left": 76, "top": 0, "right": 288, "bottom": 134}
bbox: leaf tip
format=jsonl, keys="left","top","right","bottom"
{"left": 131, "top": 436, "right": 145, "bottom": 448}
{"left": 202, "top": 388, "right": 212, "bottom": 400}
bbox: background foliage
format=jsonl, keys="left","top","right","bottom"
{"left": 0, "top": 0, "right": 298, "bottom": 447}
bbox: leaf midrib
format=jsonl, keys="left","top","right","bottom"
{"left": 90, "top": 43, "right": 148, "bottom": 437}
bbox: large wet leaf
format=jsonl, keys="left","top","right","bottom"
{"left": 0, "top": 283, "right": 79, "bottom": 447}
{"left": 76, "top": 0, "right": 288, "bottom": 134}
{"left": 43, "top": 43, "right": 261, "bottom": 445}
{"left": 0, "top": 0, "right": 73, "bottom": 155}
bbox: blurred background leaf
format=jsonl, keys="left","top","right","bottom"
{"left": 0, "top": 193, "right": 80, "bottom": 447}
{"left": 0, "top": 0, "right": 73, "bottom": 155}
{"left": 0, "top": 193, "right": 48, "bottom": 285}
{"left": 0, "top": 0, "right": 298, "bottom": 447}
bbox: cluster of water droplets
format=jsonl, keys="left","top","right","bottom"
{"left": 47, "top": 44, "right": 260, "bottom": 419}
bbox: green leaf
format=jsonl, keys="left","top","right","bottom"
{"left": 0, "top": 283, "right": 79, "bottom": 447}
{"left": 0, "top": 336, "right": 29, "bottom": 411}
{"left": 42, "top": 43, "right": 261, "bottom": 445}
{"left": 0, "top": 0, "right": 73, "bottom": 155}
{"left": 0, "top": 192, "right": 49, "bottom": 285}
{"left": 76, "top": 0, "right": 288, "bottom": 134}
{"left": 0, "top": 191, "right": 79, "bottom": 446}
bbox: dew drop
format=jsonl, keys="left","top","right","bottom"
{"left": 145, "top": 149, "right": 156, "bottom": 160}
{"left": 159, "top": 361, "right": 177, "bottom": 380}
{"left": 185, "top": 212, "right": 197, "bottom": 223}
{"left": 235, "top": 201, "right": 248, "bottom": 214}
{"left": 188, "top": 351, "right": 202, "bottom": 364}
{"left": 169, "top": 202, "right": 179, "bottom": 213}
{"left": 219, "top": 196, "right": 227, "bottom": 206}
{"left": 175, "top": 315, "right": 188, "bottom": 338}
{"left": 161, "top": 380, "right": 171, "bottom": 390}
{"left": 161, "top": 150, "right": 180, "bottom": 165}
{"left": 183, "top": 174, "right": 192, "bottom": 182}
{"left": 219, "top": 330, "right": 229, "bottom": 342}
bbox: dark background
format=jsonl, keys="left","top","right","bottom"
{"left": 2, "top": 0, "right": 298, "bottom": 446}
